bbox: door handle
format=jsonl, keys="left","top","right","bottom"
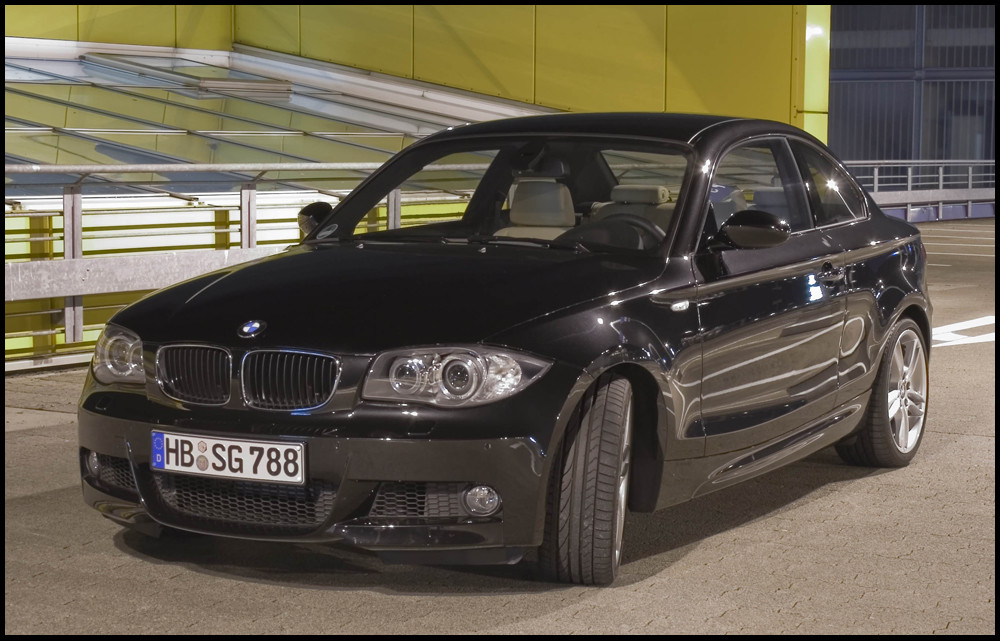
{"left": 818, "top": 262, "right": 845, "bottom": 285}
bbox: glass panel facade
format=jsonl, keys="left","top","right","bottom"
{"left": 925, "top": 5, "right": 995, "bottom": 69}
{"left": 829, "top": 5, "right": 995, "bottom": 161}
{"left": 3, "top": 54, "right": 474, "bottom": 195}
{"left": 830, "top": 5, "right": 916, "bottom": 70}
{"left": 829, "top": 81, "right": 915, "bottom": 160}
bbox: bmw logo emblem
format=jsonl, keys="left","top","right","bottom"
{"left": 238, "top": 320, "right": 266, "bottom": 338}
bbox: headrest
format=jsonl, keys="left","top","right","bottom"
{"left": 611, "top": 184, "right": 670, "bottom": 205}
{"left": 509, "top": 179, "right": 576, "bottom": 227}
{"left": 513, "top": 158, "right": 569, "bottom": 179}
{"left": 752, "top": 187, "right": 787, "bottom": 208}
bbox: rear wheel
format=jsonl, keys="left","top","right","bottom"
{"left": 539, "top": 374, "right": 633, "bottom": 585}
{"left": 836, "top": 318, "right": 928, "bottom": 467}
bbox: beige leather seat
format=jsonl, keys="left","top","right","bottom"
{"left": 711, "top": 187, "right": 748, "bottom": 228}
{"left": 494, "top": 178, "right": 576, "bottom": 239}
{"left": 592, "top": 184, "right": 675, "bottom": 232}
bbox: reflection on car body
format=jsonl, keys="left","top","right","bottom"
{"left": 79, "top": 113, "right": 931, "bottom": 585}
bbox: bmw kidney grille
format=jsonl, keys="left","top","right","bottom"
{"left": 242, "top": 350, "right": 339, "bottom": 410}
{"left": 156, "top": 345, "right": 232, "bottom": 405}
{"left": 156, "top": 346, "right": 338, "bottom": 410}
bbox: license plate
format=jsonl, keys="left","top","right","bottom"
{"left": 151, "top": 431, "right": 305, "bottom": 485}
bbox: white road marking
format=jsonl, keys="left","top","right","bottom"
{"left": 933, "top": 316, "right": 995, "bottom": 347}
{"left": 919, "top": 227, "right": 995, "bottom": 234}
{"left": 933, "top": 316, "right": 995, "bottom": 335}
{"left": 926, "top": 263, "right": 951, "bottom": 267}
{"left": 919, "top": 234, "right": 996, "bottom": 240}
{"left": 923, "top": 242, "right": 996, "bottom": 247}
{"left": 935, "top": 333, "right": 995, "bottom": 347}
{"left": 926, "top": 252, "right": 995, "bottom": 258}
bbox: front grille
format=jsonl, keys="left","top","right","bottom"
{"left": 369, "top": 482, "right": 468, "bottom": 518}
{"left": 242, "top": 351, "right": 338, "bottom": 410}
{"left": 152, "top": 472, "right": 337, "bottom": 530}
{"left": 97, "top": 454, "right": 137, "bottom": 492}
{"left": 157, "top": 345, "right": 231, "bottom": 405}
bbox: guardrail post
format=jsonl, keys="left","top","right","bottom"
{"left": 215, "top": 209, "right": 231, "bottom": 249}
{"left": 906, "top": 167, "right": 912, "bottom": 191}
{"left": 387, "top": 188, "right": 402, "bottom": 230}
{"left": 938, "top": 166, "right": 944, "bottom": 190}
{"left": 240, "top": 183, "right": 257, "bottom": 248}
{"left": 62, "top": 185, "right": 84, "bottom": 343}
{"left": 872, "top": 166, "right": 880, "bottom": 193}
{"left": 968, "top": 165, "right": 973, "bottom": 189}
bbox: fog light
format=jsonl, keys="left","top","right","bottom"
{"left": 86, "top": 450, "right": 102, "bottom": 476}
{"left": 462, "top": 485, "right": 501, "bottom": 516}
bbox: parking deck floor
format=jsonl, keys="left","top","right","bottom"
{"left": 5, "top": 219, "right": 994, "bottom": 634}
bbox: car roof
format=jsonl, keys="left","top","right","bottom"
{"left": 425, "top": 112, "right": 813, "bottom": 147}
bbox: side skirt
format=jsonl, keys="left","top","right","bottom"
{"left": 654, "top": 391, "right": 871, "bottom": 509}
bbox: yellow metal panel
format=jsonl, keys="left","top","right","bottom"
{"left": 4, "top": 5, "right": 79, "bottom": 40}
{"left": 300, "top": 6, "right": 413, "bottom": 78}
{"left": 277, "top": 136, "right": 397, "bottom": 163}
{"left": 162, "top": 105, "right": 225, "bottom": 132}
{"left": 5, "top": 90, "right": 71, "bottom": 128}
{"left": 287, "top": 112, "right": 359, "bottom": 133}
{"left": 535, "top": 5, "right": 666, "bottom": 112}
{"left": 152, "top": 134, "right": 214, "bottom": 163}
{"left": 804, "top": 5, "right": 830, "bottom": 120}
{"left": 66, "top": 86, "right": 170, "bottom": 124}
{"left": 78, "top": 5, "right": 176, "bottom": 47}
{"left": 234, "top": 5, "right": 300, "bottom": 55}
{"left": 789, "top": 5, "right": 805, "bottom": 128}
{"left": 666, "top": 5, "right": 794, "bottom": 122}
{"left": 413, "top": 5, "right": 534, "bottom": 103}
{"left": 803, "top": 112, "right": 828, "bottom": 143}
{"left": 176, "top": 5, "right": 233, "bottom": 51}
{"left": 202, "top": 98, "right": 291, "bottom": 128}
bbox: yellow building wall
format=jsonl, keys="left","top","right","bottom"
{"left": 4, "top": 5, "right": 829, "bottom": 138}
{"left": 413, "top": 5, "right": 535, "bottom": 103}
{"left": 535, "top": 5, "right": 666, "bottom": 112}
{"left": 4, "top": 5, "right": 233, "bottom": 51}
{"left": 228, "top": 4, "right": 828, "bottom": 139}
{"left": 302, "top": 5, "right": 414, "bottom": 78}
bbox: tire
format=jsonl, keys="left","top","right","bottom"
{"left": 539, "top": 373, "right": 634, "bottom": 585}
{"left": 836, "top": 317, "right": 929, "bottom": 467}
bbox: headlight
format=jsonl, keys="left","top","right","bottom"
{"left": 92, "top": 324, "right": 145, "bottom": 385}
{"left": 363, "top": 346, "right": 550, "bottom": 407}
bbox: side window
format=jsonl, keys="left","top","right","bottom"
{"left": 792, "top": 142, "right": 868, "bottom": 226}
{"left": 709, "top": 140, "right": 813, "bottom": 235}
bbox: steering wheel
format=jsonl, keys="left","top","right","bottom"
{"left": 599, "top": 213, "right": 666, "bottom": 248}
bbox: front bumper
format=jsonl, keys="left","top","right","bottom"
{"left": 78, "top": 405, "right": 555, "bottom": 563}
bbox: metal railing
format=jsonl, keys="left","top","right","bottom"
{"left": 844, "top": 159, "right": 995, "bottom": 192}
{"left": 5, "top": 159, "right": 996, "bottom": 370}
{"left": 5, "top": 162, "right": 425, "bottom": 369}
{"left": 842, "top": 160, "right": 995, "bottom": 222}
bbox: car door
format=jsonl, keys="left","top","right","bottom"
{"left": 788, "top": 139, "right": 883, "bottom": 407}
{"left": 693, "top": 138, "right": 847, "bottom": 456}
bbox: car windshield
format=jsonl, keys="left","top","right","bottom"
{"left": 311, "top": 136, "right": 692, "bottom": 253}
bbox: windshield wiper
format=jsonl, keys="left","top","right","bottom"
{"left": 312, "top": 234, "right": 591, "bottom": 253}
{"left": 464, "top": 235, "right": 591, "bottom": 253}
{"left": 312, "top": 234, "right": 448, "bottom": 245}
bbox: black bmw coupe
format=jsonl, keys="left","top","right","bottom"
{"left": 79, "top": 113, "right": 932, "bottom": 585}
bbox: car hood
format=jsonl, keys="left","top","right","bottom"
{"left": 113, "top": 241, "right": 665, "bottom": 354}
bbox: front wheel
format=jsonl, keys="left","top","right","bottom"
{"left": 836, "top": 317, "right": 929, "bottom": 467}
{"left": 539, "top": 373, "right": 634, "bottom": 585}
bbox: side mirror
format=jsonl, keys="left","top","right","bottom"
{"left": 297, "top": 201, "right": 334, "bottom": 237}
{"left": 717, "top": 209, "right": 791, "bottom": 249}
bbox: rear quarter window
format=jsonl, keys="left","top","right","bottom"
{"left": 792, "top": 142, "right": 868, "bottom": 226}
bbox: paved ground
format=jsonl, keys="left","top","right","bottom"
{"left": 5, "top": 219, "right": 994, "bottom": 634}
